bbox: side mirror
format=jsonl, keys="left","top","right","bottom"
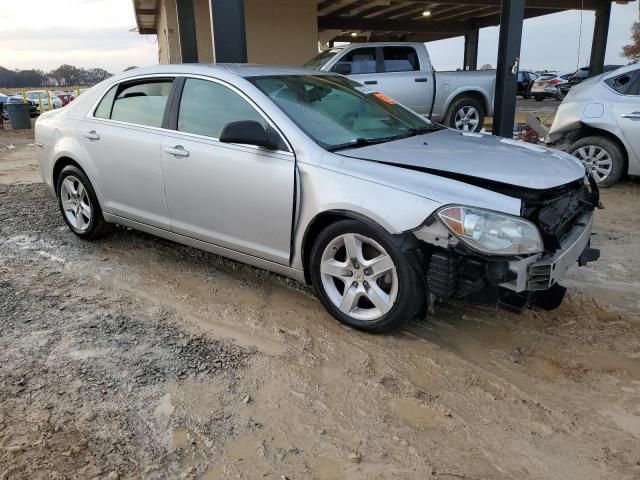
{"left": 333, "top": 63, "right": 352, "bottom": 75}
{"left": 219, "top": 120, "right": 278, "bottom": 150}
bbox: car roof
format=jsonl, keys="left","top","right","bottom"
{"left": 112, "top": 63, "right": 332, "bottom": 81}
{"left": 602, "top": 63, "right": 638, "bottom": 79}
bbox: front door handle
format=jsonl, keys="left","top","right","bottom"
{"left": 363, "top": 80, "right": 378, "bottom": 85}
{"left": 414, "top": 77, "right": 429, "bottom": 83}
{"left": 82, "top": 130, "right": 100, "bottom": 141}
{"left": 621, "top": 112, "right": 640, "bottom": 120}
{"left": 165, "top": 145, "right": 190, "bottom": 157}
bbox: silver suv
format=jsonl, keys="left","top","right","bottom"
{"left": 548, "top": 64, "right": 640, "bottom": 187}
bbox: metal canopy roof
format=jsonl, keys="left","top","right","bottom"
{"left": 133, "top": 0, "right": 159, "bottom": 35}
{"left": 133, "top": 0, "right": 631, "bottom": 40}
{"left": 318, "top": 0, "right": 623, "bottom": 42}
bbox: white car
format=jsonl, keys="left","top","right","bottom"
{"left": 531, "top": 73, "right": 571, "bottom": 101}
{"left": 25, "top": 90, "right": 63, "bottom": 110}
{"left": 548, "top": 64, "right": 640, "bottom": 187}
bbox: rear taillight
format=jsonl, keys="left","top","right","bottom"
{"left": 550, "top": 79, "right": 561, "bottom": 85}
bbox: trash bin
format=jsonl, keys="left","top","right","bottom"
{"left": 5, "top": 102, "right": 32, "bottom": 129}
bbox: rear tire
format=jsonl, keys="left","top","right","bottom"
{"left": 310, "top": 220, "right": 426, "bottom": 333}
{"left": 569, "top": 136, "right": 625, "bottom": 188}
{"left": 56, "top": 165, "right": 112, "bottom": 239}
{"left": 445, "top": 96, "right": 485, "bottom": 132}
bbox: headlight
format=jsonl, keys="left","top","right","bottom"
{"left": 437, "top": 206, "right": 544, "bottom": 256}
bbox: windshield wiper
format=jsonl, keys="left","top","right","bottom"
{"left": 327, "top": 125, "right": 440, "bottom": 152}
{"left": 327, "top": 136, "right": 401, "bottom": 152}
{"left": 404, "top": 126, "right": 438, "bottom": 137}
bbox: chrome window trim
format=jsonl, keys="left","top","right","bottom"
{"left": 86, "top": 72, "right": 295, "bottom": 157}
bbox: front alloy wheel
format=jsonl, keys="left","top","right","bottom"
{"left": 310, "top": 220, "right": 426, "bottom": 333}
{"left": 320, "top": 233, "right": 398, "bottom": 322}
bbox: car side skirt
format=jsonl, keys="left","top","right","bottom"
{"left": 103, "top": 213, "right": 306, "bottom": 283}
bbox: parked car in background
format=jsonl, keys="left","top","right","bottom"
{"left": 58, "top": 93, "right": 74, "bottom": 106}
{"left": 531, "top": 73, "right": 571, "bottom": 101}
{"left": 517, "top": 70, "right": 538, "bottom": 99}
{"left": 305, "top": 42, "right": 496, "bottom": 132}
{"left": 8, "top": 95, "right": 38, "bottom": 117}
{"left": 36, "top": 64, "right": 600, "bottom": 332}
{"left": 548, "top": 63, "right": 640, "bottom": 187}
{"left": 568, "top": 65, "right": 623, "bottom": 85}
{"left": 0, "top": 93, "right": 9, "bottom": 121}
{"left": 25, "top": 90, "right": 63, "bottom": 110}
{"left": 558, "top": 65, "right": 625, "bottom": 98}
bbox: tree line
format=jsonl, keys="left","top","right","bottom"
{"left": 0, "top": 64, "right": 113, "bottom": 89}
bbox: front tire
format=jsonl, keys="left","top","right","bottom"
{"left": 310, "top": 220, "right": 426, "bottom": 333}
{"left": 56, "top": 165, "right": 112, "bottom": 239}
{"left": 569, "top": 136, "right": 625, "bottom": 188}
{"left": 445, "top": 96, "right": 485, "bottom": 132}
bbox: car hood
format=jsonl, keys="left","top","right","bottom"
{"left": 337, "top": 129, "right": 585, "bottom": 190}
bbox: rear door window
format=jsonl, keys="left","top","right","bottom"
{"left": 107, "top": 79, "right": 173, "bottom": 128}
{"left": 332, "top": 47, "right": 377, "bottom": 75}
{"left": 382, "top": 47, "right": 419, "bottom": 73}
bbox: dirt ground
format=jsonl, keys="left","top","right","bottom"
{"left": 1, "top": 118, "right": 640, "bottom": 480}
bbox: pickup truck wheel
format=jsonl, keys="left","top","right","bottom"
{"left": 445, "top": 97, "right": 485, "bottom": 132}
{"left": 310, "top": 220, "right": 425, "bottom": 333}
{"left": 569, "top": 136, "right": 625, "bottom": 187}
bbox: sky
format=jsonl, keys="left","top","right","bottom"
{"left": 0, "top": 0, "right": 638, "bottom": 74}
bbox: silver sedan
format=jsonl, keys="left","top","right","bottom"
{"left": 36, "top": 65, "right": 599, "bottom": 332}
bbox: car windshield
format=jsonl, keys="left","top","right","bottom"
{"left": 303, "top": 49, "right": 343, "bottom": 70}
{"left": 249, "top": 74, "right": 440, "bottom": 151}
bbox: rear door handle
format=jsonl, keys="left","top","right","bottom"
{"left": 621, "top": 112, "right": 640, "bottom": 120}
{"left": 165, "top": 145, "right": 190, "bottom": 157}
{"left": 414, "top": 78, "right": 429, "bottom": 83}
{"left": 82, "top": 130, "right": 100, "bottom": 141}
{"left": 363, "top": 80, "right": 378, "bottom": 85}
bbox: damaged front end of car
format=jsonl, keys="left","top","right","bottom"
{"left": 412, "top": 173, "right": 602, "bottom": 313}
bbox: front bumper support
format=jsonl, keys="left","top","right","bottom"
{"left": 502, "top": 212, "right": 595, "bottom": 293}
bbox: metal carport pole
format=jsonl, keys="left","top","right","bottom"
{"left": 463, "top": 27, "right": 479, "bottom": 71}
{"left": 210, "top": 0, "right": 248, "bottom": 63}
{"left": 177, "top": 0, "right": 198, "bottom": 63}
{"left": 492, "top": 0, "right": 525, "bottom": 138}
{"left": 589, "top": 1, "right": 612, "bottom": 76}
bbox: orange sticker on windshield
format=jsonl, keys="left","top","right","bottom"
{"left": 373, "top": 92, "right": 397, "bottom": 105}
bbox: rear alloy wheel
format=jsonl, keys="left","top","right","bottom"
{"left": 310, "top": 220, "right": 425, "bottom": 333}
{"left": 569, "top": 136, "right": 625, "bottom": 187}
{"left": 446, "top": 97, "right": 485, "bottom": 132}
{"left": 57, "top": 165, "right": 112, "bottom": 239}
{"left": 60, "top": 175, "right": 93, "bottom": 233}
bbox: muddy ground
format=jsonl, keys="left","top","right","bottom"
{"left": 1, "top": 121, "right": 640, "bottom": 480}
